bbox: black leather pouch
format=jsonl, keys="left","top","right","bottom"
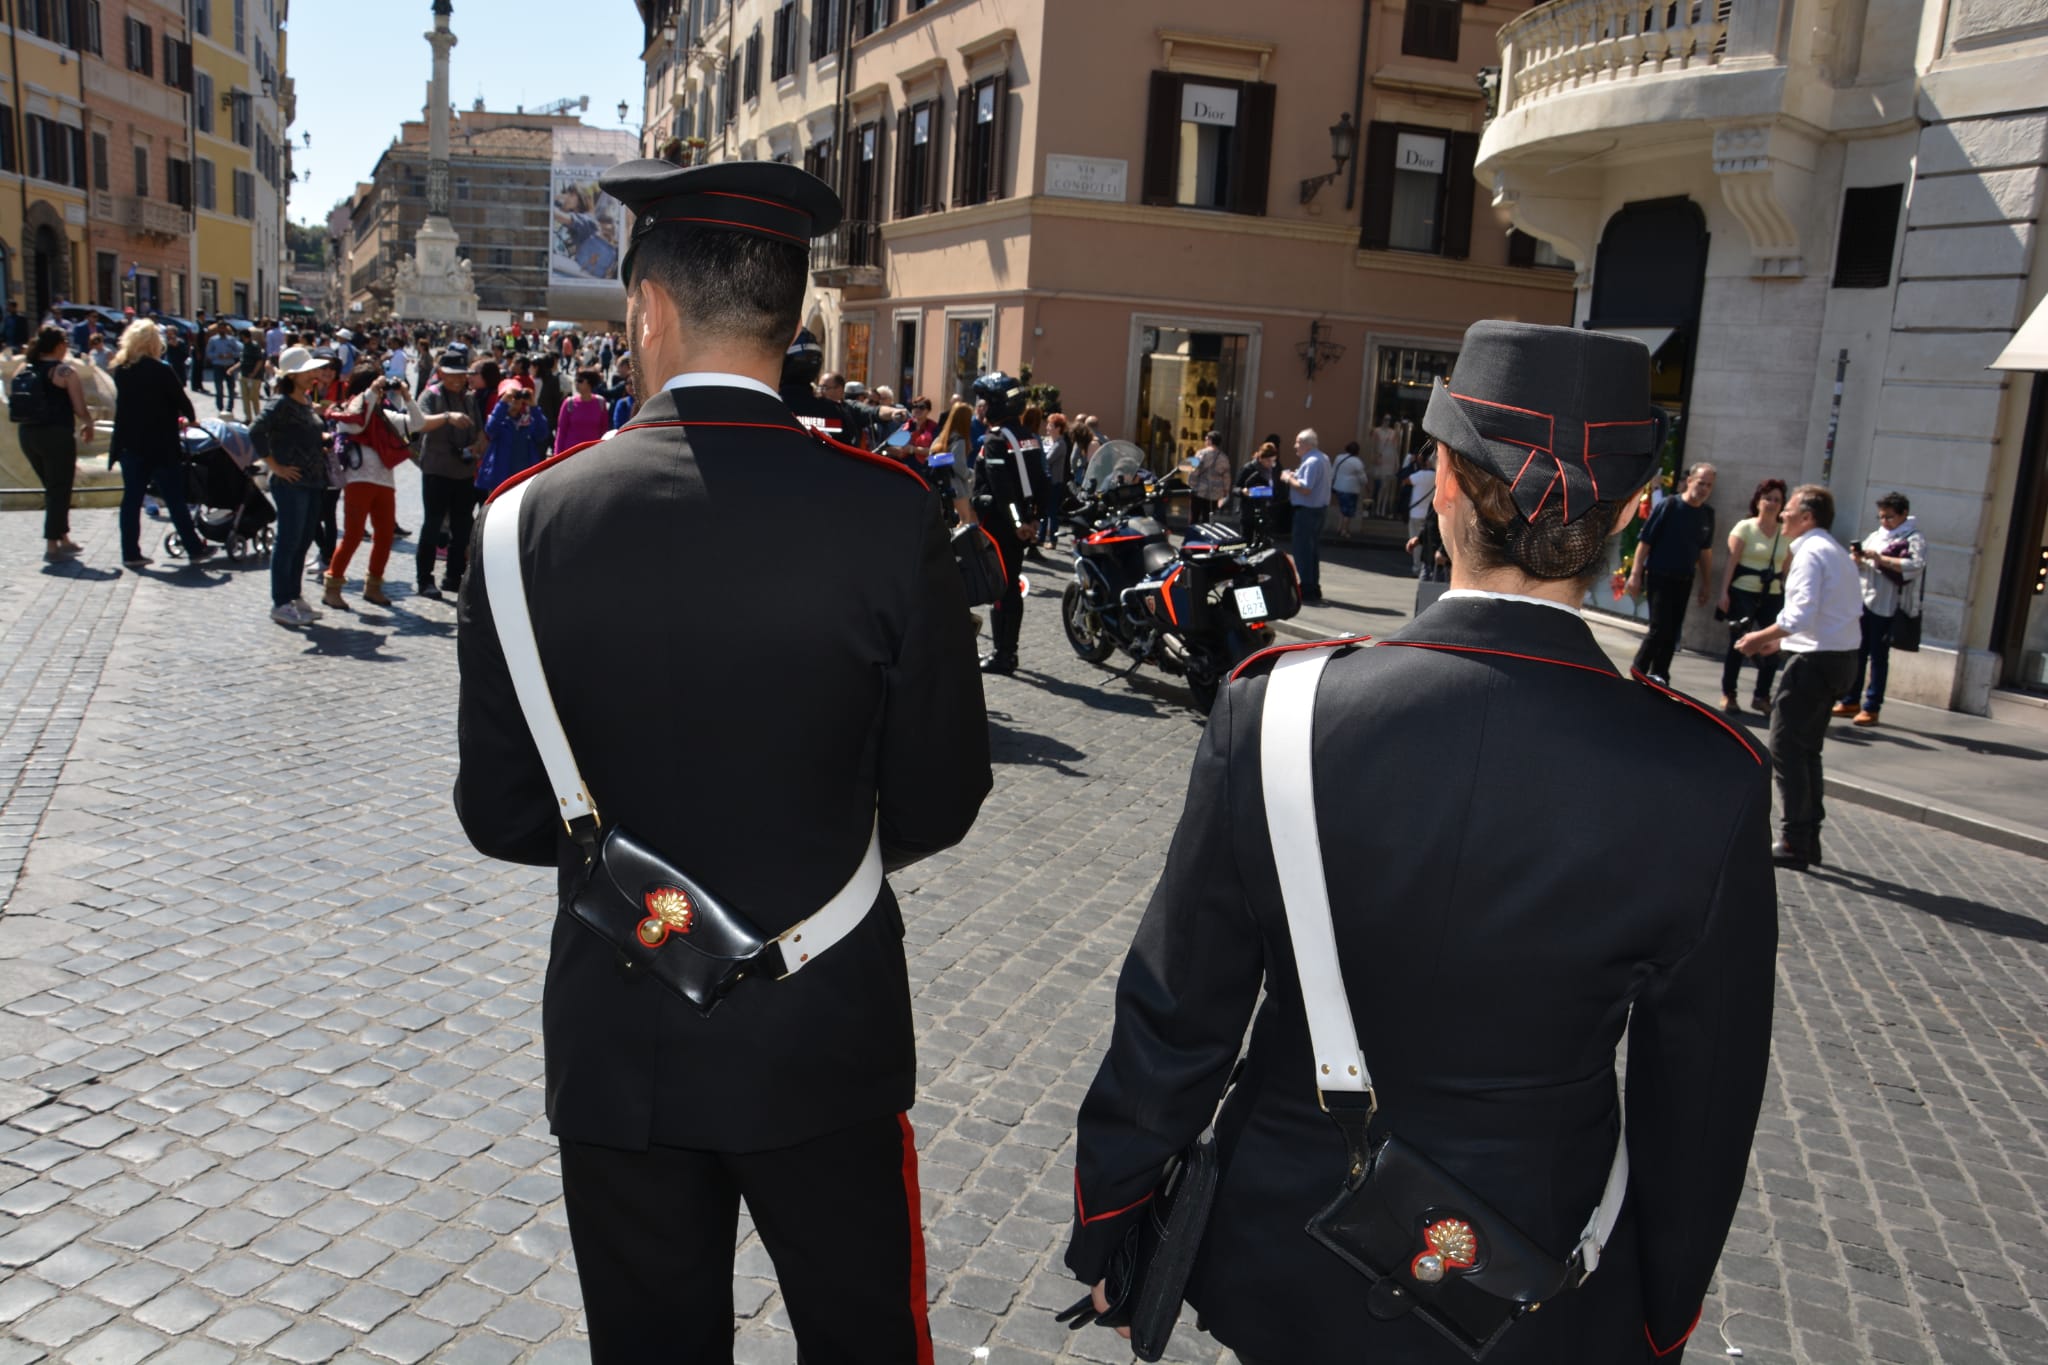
{"left": 1056, "top": 1129, "right": 1219, "bottom": 1363}
{"left": 1306, "top": 1115, "right": 1569, "bottom": 1361}
{"left": 952, "top": 523, "right": 1006, "bottom": 606}
{"left": 567, "top": 826, "right": 773, "bottom": 1015}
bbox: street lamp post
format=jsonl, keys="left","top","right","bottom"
{"left": 1299, "top": 114, "right": 1358, "bottom": 206}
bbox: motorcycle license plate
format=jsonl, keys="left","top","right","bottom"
{"left": 1234, "top": 586, "right": 1270, "bottom": 622}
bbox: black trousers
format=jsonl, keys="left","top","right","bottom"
{"left": 985, "top": 513, "right": 1025, "bottom": 661}
{"left": 560, "top": 1113, "right": 933, "bottom": 1365}
{"left": 1631, "top": 572, "right": 1694, "bottom": 679}
{"left": 417, "top": 473, "right": 478, "bottom": 590}
{"left": 1769, "top": 648, "right": 1856, "bottom": 846}
{"left": 311, "top": 488, "right": 340, "bottom": 566}
{"left": 20, "top": 423, "right": 74, "bottom": 542}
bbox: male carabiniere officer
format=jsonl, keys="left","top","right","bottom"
{"left": 970, "top": 371, "right": 1049, "bottom": 674}
{"left": 1066, "top": 322, "right": 1777, "bottom": 1362}
{"left": 454, "top": 159, "right": 992, "bottom": 1365}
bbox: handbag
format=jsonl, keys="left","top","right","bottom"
{"left": 480, "top": 475, "right": 883, "bottom": 1015}
{"left": 1262, "top": 649, "right": 1630, "bottom": 1360}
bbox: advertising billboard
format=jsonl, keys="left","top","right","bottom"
{"left": 546, "top": 127, "right": 636, "bottom": 319}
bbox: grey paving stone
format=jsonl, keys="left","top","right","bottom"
{"left": 201, "top": 1304, "right": 289, "bottom": 1348}
{"left": 56, "top": 1322, "right": 163, "bottom": 1365}
{"left": 318, "top": 1285, "right": 408, "bottom": 1334}
{"left": 11, "top": 1295, "right": 117, "bottom": 1348}
{"left": 355, "top": 1313, "right": 456, "bottom": 1364}
{"left": 130, "top": 1287, "right": 221, "bottom": 1336}
{"left": 260, "top": 1321, "right": 357, "bottom": 1365}
{"left": 0, "top": 1273, "right": 58, "bottom": 1324}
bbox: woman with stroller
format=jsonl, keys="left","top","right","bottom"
{"left": 251, "top": 346, "right": 338, "bottom": 628}
{"left": 323, "top": 365, "right": 466, "bottom": 611}
{"left": 109, "top": 320, "right": 212, "bottom": 569}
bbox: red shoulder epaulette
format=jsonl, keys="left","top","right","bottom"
{"left": 483, "top": 438, "right": 602, "bottom": 505}
{"left": 804, "top": 426, "right": 931, "bottom": 490}
{"left": 1228, "top": 635, "right": 1372, "bottom": 683}
{"left": 1630, "top": 670, "right": 1763, "bottom": 765}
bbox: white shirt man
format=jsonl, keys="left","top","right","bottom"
{"left": 1734, "top": 484, "right": 1864, "bottom": 868}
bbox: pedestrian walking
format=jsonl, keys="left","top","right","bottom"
{"left": 1402, "top": 446, "right": 1438, "bottom": 578}
{"left": 1065, "top": 321, "right": 1774, "bottom": 1365}
{"left": 553, "top": 369, "right": 610, "bottom": 453}
{"left": 325, "top": 369, "right": 462, "bottom": 611}
{"left": 414, "top": 353, "right": 480, "bottom": 601}
{"left": 475, "top": 381, "right": 551, "bottom": 496}
{"left": 1625, "top": 462, "right": 1718, "bottom": 684}
{"left": 231, "top": 327, "right": 268, "bottom": 423}
{"left": 203, "top": 326, "right": 237, "bottom": 410}
{"left": 1836, "top": 491, "right": 1927, "bottom": 728}
{"left": 455, "top": 158, "right": 990, "bottom": 1365}
{"left": 13, "top": 325, "right": 92, "bottom": 563}
{"left": 1280, "top": 428, "right": 1332, "bottom": 602}
{"left": 1040, "top": 412, "right": 1073, "bottom": 547}
{"left": 1715, "top": 478, "right": 1791, "bottom": 715}
{"left": 1330, "top": 439, "right": 1368, "bottom": 537}
{"left": 1187, "top": 430, "right": 1231, "bottom": 525}
{"left": 250, "top": 347, "right": 338, "bottom": 628}
{"left": 109, "top": 321, "right": 212, "bottom": 569}
{"left": 1736, "top": 484, "right": 1865, "bottom": 867}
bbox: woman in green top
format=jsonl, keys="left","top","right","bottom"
{"left": 1714, "top": 477, "right": 1791, "bottom": 714}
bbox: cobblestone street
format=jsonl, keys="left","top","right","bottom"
{"left": 1, "top": 495, "right": 2045, "bottom": 1365}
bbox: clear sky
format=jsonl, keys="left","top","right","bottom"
{"left": 286, "top": 0, "right": 645, "bottom": 230}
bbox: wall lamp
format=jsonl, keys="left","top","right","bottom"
{"left": 1299, "top": 113, "right": 1356, "bottom": 206}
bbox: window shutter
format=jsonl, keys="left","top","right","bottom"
{"left": 1507, "top": 228, "right": 1537, "bottom": 267}
{"left": 951, "top": 86, "right": 972, "bottom": 208}
{"left": 988, "top": 71, "right": 1010, "bottom": 203}
{"left": 894, "top": 108, "right": 912, "bottom": 218}
{"left": 1229, "top": 81, "right": 1276, "bottom": 217}
{"left": 1141, "top": 70, "right": 1179, "bottom": 206}
{"left": 925, "top": 96, "right": 946, "bottom": 215}
{"left": 841, "top": 125, "right": 857, "bottom": 203}
{"left": 1832, "top": 184, "right": 1903, "bottom": 288}
{"left": 1358, "top": 121, "right": 1398, "bottom": 250}
{"left": 1441, "top": 131, "right": 1478, "bottom": 258}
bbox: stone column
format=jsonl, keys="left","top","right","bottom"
{"left": 426, "top": 0, "right": 456, "bottom": 216}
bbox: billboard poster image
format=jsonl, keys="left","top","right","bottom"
{"left": 550, "top": 165, "right": 625, "bottom": 285}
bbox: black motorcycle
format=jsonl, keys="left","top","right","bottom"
{"left": 1060, "top": 441, "right": 1301, "bottom": 712}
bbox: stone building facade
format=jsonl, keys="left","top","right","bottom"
{"left": 1479, "top": 0, "right": 2048, "bottom": 714}
{"left": 635, "top": 0, "right": 1578, "bottom": 478}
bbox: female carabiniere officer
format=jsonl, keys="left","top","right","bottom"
{"left": 1065, "top": 322, "right": 1778, "bottom": 1363}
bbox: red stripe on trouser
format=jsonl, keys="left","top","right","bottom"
{"left": 898, "top": 1113, "right": 935, "bottom": 1365}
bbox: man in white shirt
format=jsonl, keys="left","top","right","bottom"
{"left": 1735, "top": 484, "right": 1864, "bottom": 868}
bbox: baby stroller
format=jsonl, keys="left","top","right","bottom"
{"left": 163, "top": 419, "right": 275, "bottom": 563}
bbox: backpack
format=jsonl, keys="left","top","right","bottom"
{"left": 8, "top": 361, "right": 67, "bottom": 426}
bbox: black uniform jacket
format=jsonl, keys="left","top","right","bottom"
{"left": 1067, "top": 597, "right": 1777, "bottom": 1363}
{"left": 454, "top": 382, "right": 993, "bottom": 1153}
{"left": 973, "top": 424, "right": 1050, "bottom": 526}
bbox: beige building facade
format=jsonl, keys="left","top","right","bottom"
{"left": 1480, "top": 0, "right": 2048, "bottom": 715}
{"left": 638, "top": 0, "right": 1575, "bottom": 473}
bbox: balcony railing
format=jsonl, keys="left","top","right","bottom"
{"left": 1497, "top": 0, "right": 1731, "bottom": 118}
{"left": 97, "top": 195, "right": 193, "bottom": 239}
{"left": 810, "top": 220, "right": 883, "bottom": 278}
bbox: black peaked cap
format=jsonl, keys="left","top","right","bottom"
{"left": 600, "top": 159, "right": 844, "bottom": 285}
{"left": 1423, "top": 321, "right": 1668, "bottom": 524}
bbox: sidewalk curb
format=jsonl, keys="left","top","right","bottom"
{"left": 1821, "top": 778, "right": 2048, "bottom": 862}
{"left": 1273, "top": 616, "right": 2048, "bottom": 862}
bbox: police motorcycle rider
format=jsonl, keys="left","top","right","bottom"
{"left": 778, "top": 329, "right": 849, "bottom": 441}
{"left": 971, "top": 371, "right": 1050, "bottom": 675}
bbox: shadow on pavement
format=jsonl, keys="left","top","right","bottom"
{"left": 41, "top": 562, "right": 123, "bottom": 583}
{"left": 1834, "top": 723, "right": 2048, "bottom": 765}
{"left": 297, "top": 624, "right": 404, "bottom": 660}
{"left": 985, "top": 712, "right": 1087, "bottom": 775}
{"left": 1804, "top": 866, "right": 2048, "bottom": 945}
{"left": 1012, "top": 668, "right": 1173, "bottom": 718}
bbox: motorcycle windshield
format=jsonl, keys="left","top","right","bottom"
{"left": 1082, "top": 439, "right": 1147, "bottom": 491}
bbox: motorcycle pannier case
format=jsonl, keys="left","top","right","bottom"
{"left": 1228, "top": 545, "right": 1302, "bottom": 626}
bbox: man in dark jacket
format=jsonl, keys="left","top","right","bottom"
{"left": 1066, "top": 322, "right": 1775, "bottom": 1364}
{"left": 413, "top": 353, "right": 479, "bottom": 599}
{"left": 455, "top": 159, "right": 991, "bottom": 1365}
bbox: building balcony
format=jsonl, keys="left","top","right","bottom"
{"left": 1483, "top": 0, "right": 1790, "bottom": 163}
{"left": 810, "top": 220, "right": 884, "bottom": 292}
{"left": 92, "top": 194, "right": 193, "bottom": 240}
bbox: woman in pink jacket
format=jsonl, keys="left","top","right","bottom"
{"left": 554, "top": 367, "right": 611, "bottom": 454}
